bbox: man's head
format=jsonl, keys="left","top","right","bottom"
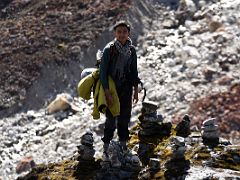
{"left": 113, "top": 20, "right": 131, "bottom": 45}
{"left": 113, "top": 20, "right": 131, "bottom": 32}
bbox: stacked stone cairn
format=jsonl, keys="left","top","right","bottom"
{"left": 137, "top": 101, "right": 172, "bottom": 164}
{"left": 75, "top": 132, "right": 97, "bottom": 178}
{"left": 176, "top": 114, "right": 191, "bottom": 138}
{"left": 97, "top": 141, "right": 142, "bottom": 180}
{"left": 138, "top": 101, "right": 173, "bottom": 139}
{"left": 201, "top": 118, "right": 219, "bottom": 148}
{"left": 138, "top": 158, "right": 161, "bottom": 180}
{"left": 138, "top": 101, "right": 171, "bottom": 138}
{"left": 164, "top": 136, "right": 190, "bottom": 179}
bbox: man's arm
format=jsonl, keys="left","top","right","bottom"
{"left": 100, "top": 46, "right": 113, "bottom": 106}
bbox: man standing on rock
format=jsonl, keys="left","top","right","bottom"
{"left": 100, "top": 21, "right": 140, "bottom": 154}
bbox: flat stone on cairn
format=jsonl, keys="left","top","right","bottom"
{"left": 149, "top": 158, "right": 160, "bottom": 172}
{"left": 142, "top": 101, "right": 158, "bottom": 114}
{"left": 201, "top": 118, "right": 219, "bottom": 148}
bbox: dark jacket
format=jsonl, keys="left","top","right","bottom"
{"left": 100, "top": 42, "right": 139, "bottom": 90}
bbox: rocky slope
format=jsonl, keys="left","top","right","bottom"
{"left": 0, "top": 0, "right": 240, "bottom": 179}
{"left": 0, "top": 0, "right": 132, "bottom": 117}
{"left": 135, "top": 0, "right": 240, "bottom": 142}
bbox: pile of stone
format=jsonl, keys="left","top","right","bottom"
{"left": 201, "top": 118, "right": 219, "bottom": 148}
{"left": 77, "top": 132, "right": 95, "bottom": 161}
{"left": 175, "top": 114, "right": 191, "bottom": 138}
{"left": 138, "top": 101, "right": 172, "bottom": 139}
{"left": 137, "top": 101, "right": 172, "bottom": 164}
{"left": 75, "top": 132, "right": 97, "bottom": 179}
{"left": 164, "top": 136, "right": 190, "bottom": 179}
{"left": 97, "top": 141, "right": 142, "bottom": 180}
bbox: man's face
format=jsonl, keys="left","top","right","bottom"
{"left": 114, "top": 26, "right": 130, "bottom": 45}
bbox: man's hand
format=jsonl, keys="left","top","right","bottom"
{"left": 133, "top": 86, "right": 139, "bottom": 104}
{"left": 104, "top": 89, "right": 113, "bottom": 107}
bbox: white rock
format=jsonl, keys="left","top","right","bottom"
{"left": 186, "top": 59, "right": 199, "bottom": 69}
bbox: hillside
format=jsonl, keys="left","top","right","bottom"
{"left": 0, "top": 0, "right": 240, "bottom": 179}
{"left": 0, "top": 0, "right": 131, "bottom": 116}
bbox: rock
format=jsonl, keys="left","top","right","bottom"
{"left": 203, "top": 118, "right": 215, "bottom": 126}
{"left": 202, "top": 67, "right": 218, "bottom": 81}
{"left": 80, "top": 132, "right": 94, "bottom": 146}
{"left": 149, "top": 158, "right": 160, "bottom": 171}
{"left": 162, "top": 19, "right": 176, "bottom": 29}
{"left": 16, "top": 156, "right": 36, "bottom": 174}
{"left": 219, "top": 137, "right": 231, "bottom": 146}
{"left": 201, "top": 118, "right": 219, "bottom": 147}
{"left": 185, "top": 59, "right": 199, "bottom": 69}
{"left": 46, "top": 93, "right": 72, "bottom": 114}
{"left": 171, "top": 136, "right": 185, "bottom": 147}
{"left": 208, "top": 21, "right": 224, "bottom": 32}
{"left": 202, "top": 131, "right": 219, "bottom": 139}
{"left": 26, "top": 110, "right": 36, "bottom": 120}
{"left": 216, "top": 75, "right": 234, "bottom": 85}
{"left": 46, "top": 93, "right": 81, "bottom": 114}
{"left": 70, "top": 45, "right": 81, "bottom": 55}
{"left": 201, "top": 124, "right": 218, "bottom": 131}
{"left": 172, "top": 146, "right": 187, "bottom": 159}
{"left": 176, "top": 114, "right": 191, "bottom": 137}
{"left": 77, "top": 144, "right": 95, "bottom": 161}
{"left": 141, "top": 101, "right": 158, "bottom": 114}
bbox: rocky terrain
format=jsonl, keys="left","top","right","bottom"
{"left": 135, "top": 0, "right": 240, "bottom": 142}
{"left": 0, "top": 0, "right": 132, "bottom": 116}
{"left": 0, "top": 0, "right": 240, "bottom": 179}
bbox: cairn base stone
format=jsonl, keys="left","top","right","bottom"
{"left": 202, "top": 137, "right": 219, "bottom": 148}
{"left": 164, "top": 158, "right": 190, "bottom": 179}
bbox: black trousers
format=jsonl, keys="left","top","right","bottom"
{"left": 102, "top": 83, "right": 132, "bottom": 143}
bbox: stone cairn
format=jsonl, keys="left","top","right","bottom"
{"left": 176, "top": 114, "right": 191, "bottom": 138}
{"left": 164, "top": 136, "right": 190, "bottom": 179}
{"left": 137, "top": 101, "right": 172, "bottom": 164}
{"left": 201, "top": 118, "right": 219, "bottom": 148}
{"left": 75, "top": 132, "right": 97, "bottom": 178}
{"left": 97, "top": 141, "right": 142, "bottom": 180}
